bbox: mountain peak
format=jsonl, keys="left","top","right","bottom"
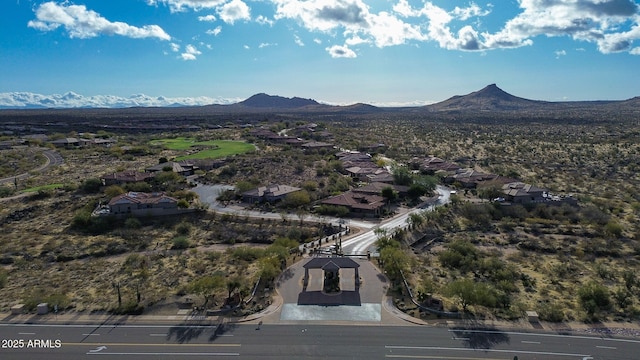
{"left": 239, "top": 93, "right": 320, "bottom": 108}
{"left": 426, "top": 84, "right": 540, "bottom": 112}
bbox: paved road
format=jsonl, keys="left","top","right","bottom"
{"left": 0, "top": 149, "right": 63, "bottom": 185}
{"left": 0, "top": 322, "right": 635, "bottom": 359}
{"left": 342, "top": 185, "right": 451, "bottom": 255}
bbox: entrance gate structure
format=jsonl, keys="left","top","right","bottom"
{"left": 302, "top": 257, "right": 360, "bottom": 292}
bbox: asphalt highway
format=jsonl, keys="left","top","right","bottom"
{"left": 1, "top": 322, "right": 636, "bottom": 359}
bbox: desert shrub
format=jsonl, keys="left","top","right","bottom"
{"left": 80, "top": 178, "right": 102, "bottom": 193}
{"left": 125, "top": 217, "right": 142, "bottom": 229}
{"left": 114, "top": 300, "right": 144, "bottom": 315}
{"left": 176, "top": 222, "right": 191, "bottom": 236}
{"left": 172, "top": 236, "right": 190, "bottom": 250}
{"left": 578, "top": 281, "right": 612, "bottom": 316}
{"left": 0, "top": 268, "right": 7, "bottom": 288}
{"left": 537, "top": 301, "right": 565, "bottom": 322}
{"left": 316, "top": 204, "right": 349, "bottom": 217}
{"left": 229, "top": 246, "right": 264, "bottom": 262}
{"left": 0, "top": 186, "right": 15, "bottom": 197}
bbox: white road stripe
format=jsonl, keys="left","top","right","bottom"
{"left": 385, "top": 345, "right": 590, "bottom": 358}
{"left": 87, "top": 352, "right": 239, "bottom": 356}
{"left": 596, "top": 345, "right": 617, "bottom": 349}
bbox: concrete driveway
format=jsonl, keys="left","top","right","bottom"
{"left": 269, "top": 256, "right": 391, "bottom": 323}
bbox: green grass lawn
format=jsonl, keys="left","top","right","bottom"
{"left": 150, "top": 137, "right": 254, "bottom": 160}
{"left": 23, "top": 183, "right": 64, "bottom": 192}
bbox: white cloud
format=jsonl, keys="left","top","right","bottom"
{"left": 181, "top": 44, "right": 202, "bottom": 60}
{"left": 313, "top": 38, "right": 322, "bottom": 44}
{"left": 147, "top": 0, "right": 227, "bottom": 12}
{"left": 259, "top": 42, "right": 277, "bottom": 48}
{"left": 218, "top": 0, "right": 251, "bottom": 24}
{"left": 198, "top": 14, "right": 217, "bottom": 22}
{"left": 28, "top": 2, "right": 171, "bottom": 41}
{"left": 452, "top": 3, "right": 491, "bottom": 21}
{"left": 273, "top": 0, "right": 427, "bottom": 48}
{"left": 271, "top": 0, "right": 640, "bottom": 55}
{"left": 206, "top": 26, "right": 222, "bottom": 36}
{"left": 0, "top": 91, "right": 241, "bottom": 108}
{"left": 483, "top": 0, "right": 640, "bottom": 54}
{"left": 555, "top": 49, "right": 567, "bottom": 58}
{"left": 256, "top": 15, "right": 274, "bottom": 26}
{"left": 170, "top": 42, "right": 181, "bottom": 52}
{"left": 631, "top": 46, "right": 640, "bottom": 55}
{"left": 244, "top": 44, "right": 250, "bottom": 49}
{"left": 294, "top": 34, "right": 304, "bottom": 46}
{"left": 326, "top": 44, "right": 357, "bottom": 58}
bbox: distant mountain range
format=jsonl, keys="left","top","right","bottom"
{"left": 1, "top": 85, "right": 639, "bottom": 115}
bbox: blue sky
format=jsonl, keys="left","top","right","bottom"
{"left": 1, "top": 0, "right": 640, "bottom": 108}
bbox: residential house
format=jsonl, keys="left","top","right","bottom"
{"left": 101, "top": 171, "right": 155, "bottom": 186}
{"left": 145, "top": 161, "right": 198, "bottom": 176}
{"left": 411, "top": 156, "right": 461, "bottom": 174}
{"left": 301, "top": 141, "right": 334, "bottom": 151}
{"left": 108, "top": 192, "right": 179, "bottom": 216}
{"left": 321, "top": 191, "right": 385, "bottom": 217}
{"left": 242, "top": 184, "right": 302, "bottom": 204}
{"left": 353, "top": 182, "right": 409, "bottom": 197}
{"left": 345, "top": 166, "right": 390, "bottom": 183}
{"left": 445, "top": 168, "right": 498, "bottom": 188}
{"left": 51, "top": 138, "right": 80, "bottom": 148}
{"left": 502, "top": 182, "right": 546, "bottom": 204}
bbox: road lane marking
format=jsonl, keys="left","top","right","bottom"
{"left": 60, "top": 342, "right": 240, "bottom": 347}
{"left": 149, "top": 333, "right": 167, "bottom": 337}
{"left": 521, "top": 340, "right": 541, "bottom": 344}
{"left": 596, "top": 345, "right": 617, "bottom": 349}
{"left": 18, "top": 332, "right": 36, "bottom": 335}
{"left": 447, "top": 328, "right": 640, "bottom": 344}
{"left": 386, "top": 356, "right": 505, "bottom": 359}
{"left": 0, "top": 324, "right": 218, "bottom": 329}
{"left": 452, "top": 337, "right": 469, "bottom": 340}
{"left": 83, "top": 333, "right": 101, "bottom": 336}
{"left": 385, "top": 345, "right": 590, "bottom": 358}
{"left": 87, "top": 352, "right": 239, "bottom": 356}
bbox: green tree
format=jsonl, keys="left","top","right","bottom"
{"left": 444, "top": 278, "right": 498, "bottom": 311}
{"left": 80, "top": 178, "right": 102, "bottom": 193}
{"left": 381, "top": 186, "right": 397, "bottom": 203}
{"left": 283, "top": 190, "right": 311, "bottom": 208}
{"left": 189, "top": 275, "right": 224, "bottom": 308}
{"left": 392, "top": 166, "right": 413, "bottom": 186}
{"left": 105, "top": 185, "right": 125, "bottom": 199}
{"left": 380, "top": 246, "right": 410, "bottom": 282}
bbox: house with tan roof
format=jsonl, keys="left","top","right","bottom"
{"left": 501, "top": 182, "right": 546, "bottom": 204}
{"left": 108, "top": 192, "right": 180, "bottom": 216}
{"left": 242, "top": 184, "right": 302, "bottom": 204}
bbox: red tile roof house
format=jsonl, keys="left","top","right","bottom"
{"left": 108, "top": 192, "right": 184, "bottom": 217}
{"left": 321, "top": 191, "right": 386, "bottom": 217}
{"left": 242, "top": 184, "right": 302, "bottom": 204}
